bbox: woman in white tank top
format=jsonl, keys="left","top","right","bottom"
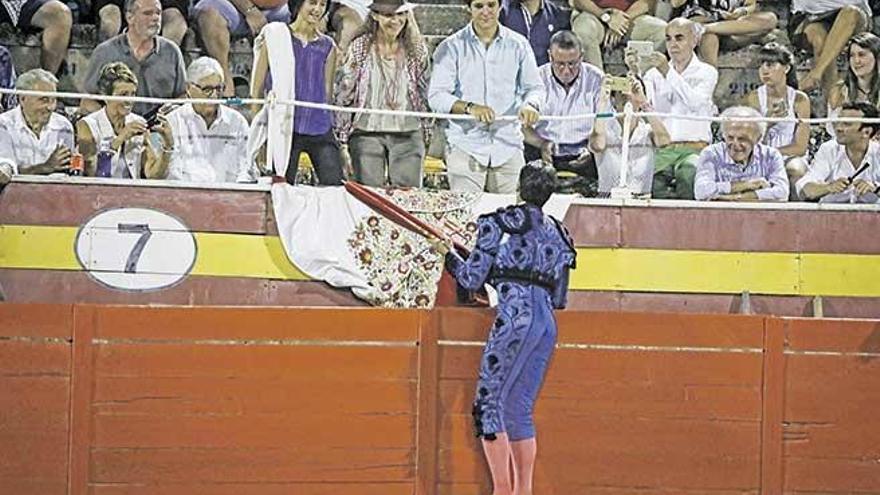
{"left": 746, "top": 43, "right": 810, "bottom": 198}
{"left": 75, "top": 62, "right": 172, "bottom": 179}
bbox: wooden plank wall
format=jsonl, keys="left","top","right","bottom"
{"left": 782, "top": 319, "right": 880, "bottom": 494}
{"left": 0, "top": 304, "right": 73, "bottom": 495}
{"left": 1, "top": 304, "right": 879, "bottom": 494}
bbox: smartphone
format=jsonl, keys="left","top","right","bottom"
{"left": 626, "top": 40, "right": 654, "bottom": 57}
{"left": 627, "top": 40, "right": 655, "bottom": 73}
{"left": 606, "top": 76, "right": 631, "bottom": 94}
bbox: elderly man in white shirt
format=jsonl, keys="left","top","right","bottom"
{"left": 637, "top": 17, "right": 718, "bottom": 200}
{"left": 0, "top": 69, "right": 74, "bottom": 175}
{"left": 165, "top": 57, "right": 256, "bottom": 183}
{"left": 797, "top": 102, "right": 880, "bottom": 203}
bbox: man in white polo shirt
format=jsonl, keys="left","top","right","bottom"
{"left": 0, "top": 69, "right": 74, "bottom": 175}
{"left": 164, "top": 57, "right": 256, "bottom": 183}
{"left": 797, "top": 102, "right": 880, "bottom": 202}
{"left": 640, "top": 17, "right": 718, "bottom": 200}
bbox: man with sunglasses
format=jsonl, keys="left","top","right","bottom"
{"left": 523, "top": 30, "right": 603, "bottom": 188}
{"left": 163, "top": 57, "right": 257, "bottom": 183}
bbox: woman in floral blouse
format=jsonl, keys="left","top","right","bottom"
{"left": 333, "top": 0, "right": 431, "bottom": 187}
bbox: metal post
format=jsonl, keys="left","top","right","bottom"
{"left": 610, "top": 102, "right": 635, "bottom": 199}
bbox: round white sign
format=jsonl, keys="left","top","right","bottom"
{"left": 75, "top": 208, "right": 198, "bottom": 291}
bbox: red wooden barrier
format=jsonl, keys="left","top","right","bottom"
{"left": 1, "top": 304, "right": 878, "bottom": 494}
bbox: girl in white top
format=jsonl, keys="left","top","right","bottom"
{"left": 745, "top": 43, "right": 810, "bottom": 197}
{"left": 76, "top": 62, "right": 172, "bottom": 179}
{"left": 590, "top": 75, "right": 671, "bottom": 196}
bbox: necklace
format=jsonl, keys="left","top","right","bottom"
{"left": 375, "top": 45, "right": 403, "bottom": 111}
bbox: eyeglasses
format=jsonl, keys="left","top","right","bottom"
{"left": 551, "top": 60, "right": 580, "bottom": 70}
{"left": 192, "top": 83, "right": 225, "bottom": 95}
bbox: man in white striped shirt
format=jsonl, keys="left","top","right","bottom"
{"left": 694, "top": 106, "right": 789, "bottom": 201}
{"left": 523, "top": 31, "right": 603, "bottom": 169}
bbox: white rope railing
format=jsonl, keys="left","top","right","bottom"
{"left": 3, "top": 86, "right": 876, "bottom": 200}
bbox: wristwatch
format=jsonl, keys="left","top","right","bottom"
{"left": 600, "top": 11, "right": 611, "bottom": 24}
{"left": 464, "top": 101, "right": 475, "bottom": 114}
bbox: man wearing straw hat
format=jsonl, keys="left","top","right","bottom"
{"left": 428, "top": 0, "right": 545, "bottom": 194}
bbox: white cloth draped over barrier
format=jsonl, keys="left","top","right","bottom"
{"left": 271, "top": 184, "right": 574, "bottom": 307}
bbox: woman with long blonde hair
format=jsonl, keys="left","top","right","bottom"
{"left": 333, "top": 0, "right": 431, "bottom": 187}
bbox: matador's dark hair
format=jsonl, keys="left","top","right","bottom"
{"left": 519, "top": 161, "right": 557, "bottom": 207}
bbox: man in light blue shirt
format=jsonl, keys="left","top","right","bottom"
{"left": 428, "top": 0, "right": 545, "bottom": 194}
{"left": 694, "top": 106, "right": 789, "bottom": 202}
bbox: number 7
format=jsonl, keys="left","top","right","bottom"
{"left": 117, "top": 223, "right": 152, "bottom": 273}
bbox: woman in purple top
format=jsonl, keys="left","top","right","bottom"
{"left": 252, "top": 0, "right": 344, "bottom": 185}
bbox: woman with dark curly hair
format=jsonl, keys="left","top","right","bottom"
{"left": 432, "top": 162, "right": 577, "bottom": 495}
{"left": 333, "top": 0, "right": 431, "bottom": 187}
{"left": 76, "top": 61, "right": 172, "bottom": 179}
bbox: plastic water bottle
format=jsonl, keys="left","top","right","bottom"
{"left": 96, "top": 138, "right": 113, "bottom": 178}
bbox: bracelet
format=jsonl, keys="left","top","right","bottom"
{"left": 162, "top": 146, "right": 176, "bottom": 154}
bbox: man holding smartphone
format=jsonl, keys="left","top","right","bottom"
{"left": 638, "top": 17, "right": 718, "bottom": 200}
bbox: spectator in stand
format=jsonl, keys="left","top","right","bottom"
{"left": 797, "top": 102, "right": 880, "bottom": 202}
{"left": 251, "top": 0, "right": 344, "bottom": 185}
{"left": 791, "top": 0, "right": 871, "bottom": 93}
{"left": 94, "top": 0, "right": 188, "bottom": 44}
{"left": 744, "top": 42, "right": 810, "bottom": 198}
{"left": 0, "top": 69, "right": 74, "bottom": 175}
{"left": 0, "top": 45, "right": 17, "bottom": 111}
{"left": 590, "top": 73, "right": 670, "bottom": 197}
{"left": 522, "top": 31, "right": 602, "bottom": 187}
{"left": 76, "top": 62, "right": 171, "bottom": 179}
{"left": 195, "top": 0, "right": 290, "bottom": 98}
{"left": 827, "top": 33, "right": 880, "bottom": 127}
{"left": 637, "top": 17, "right": 717, "bottom": 200}
{"left": 428, "top": 0, "right": 544, "bottom": 194}
{"left": 334, "top": 0, "right": 430, "bottom": 187}
{"left": 81, "top": 0, "right": 187, "bottom": 116}
{"left": 694, "top": 106, "right": 789, "bottom": 201}
{"left": 671, "top": 0, "right": 777, "bottom": 66}
{"left": 165, "top": 57, "right": 256, "bottom": 182}
{"left": 500, "top": 0, "right": 571, "bottom": 66}
{"left": 569, "top": 0, "right": 666, "bottom": 70}
{"left": 329, "top": 0, "right": 373, "bottom": 51}
{"left": 0, "top": 0, "right": 71, "bottom": 75}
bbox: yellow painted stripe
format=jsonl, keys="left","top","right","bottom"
{"left": 571, "top": 248, "right": 801, "bottom": 295}
{"left": 2, "top": 224, "right": 879, "bottom": 297}
{"left": 191, "top": 233, "right": 307, "bottom": 280}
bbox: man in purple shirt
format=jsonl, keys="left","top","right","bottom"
{"left": 500, "top": 0, "right": 571, "bottom": 66}
{"left": 694, "top": 106, "right": 789, "bottom": 201}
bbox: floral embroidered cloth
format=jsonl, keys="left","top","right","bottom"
{"left": 271, "top": 184, "right": 574, "bottom": 307}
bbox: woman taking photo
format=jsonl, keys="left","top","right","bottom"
{"left": 744, "top": 43, "right": 810, "bottom": 198}
{"left": 333, "top": 0, "right": 431, "bottom": 188}
{"left": 76, "top": 62, "right": 172, "bottom": 179}
{"left": 251, "top": 0, "right": 344, "bottom": 185}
